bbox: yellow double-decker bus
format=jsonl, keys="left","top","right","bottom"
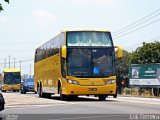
{"left": 1, "top": 68, "right": 21, "bottom": 92}
{"left": 34, "top": 29, "right": 122, "bottom": 101}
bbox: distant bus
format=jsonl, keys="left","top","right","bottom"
{"left": 34, "top": 29, "right": 122, "bottom": 101}
{"left": 1, "top": 68, "right": 21, "bottom": 92}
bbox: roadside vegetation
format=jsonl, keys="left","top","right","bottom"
{"left": 0, "top": 0, "right": 9, "bottom": 12}
{"left": 116, "top": 41, "right": 160, "bottom": 96}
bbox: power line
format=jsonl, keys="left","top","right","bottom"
{"left": 0, "top": 57, "right": 33, "bottom": 63}
{"left": 124, "top": 36, "right": 160, "bottom": 50}
{"left": 0, "top": 50, "right": 35, "bottom": 52}
{"left": 0, "top": 58, "right": 34, "bottom": 65}
{"left": 16, "top": 59, "right": 34, "bottom": 63}
{"left": 113, "top": 18, "right": 160, "bottom": 39}
{"left": 113, "top": 8, "right": 160, "bottom": 34}
{"left": 0, "top": 42, "right": 39, "bottom": 45}
{"left": 113, "top": 12, "right": 160, "bottom": 36}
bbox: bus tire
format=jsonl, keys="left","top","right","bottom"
{"left": 2, "top": 90, "right": 6, "bottom": 92}
{"left": 113, "top": 94, "right": 117, "bottom": 98}
{"left": 69, "top": 95, "right": 78, "bottom": 101}
{"left": 38, "top": 85, "right": 51, "bottom": 98}
{"left": 44, "top": 93, "right": 51, "bottom": 98}
{"left": 59, "top": 86, "right": 68, "bottom": 101}
{"left": 98, "top": 95, "right": 107, "bottom": 101}
{"left": 23, "top": 90, "right": 26, "bottom": 94}
{"left": 21, "top": 90, "right": 24, "bottom": 94}
{"left": 113, "top": 89, "right": 117, "bottom": 98}
{"left": 38, "top": 84, "right": 43, "bottom": 98}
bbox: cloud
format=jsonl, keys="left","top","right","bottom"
{"left": 45, "top": 0, "right": 58, "bottom": 3}
{"left": 69, "top": 0, "right": 117, "bottom": 6}
{"left": 0, "top": 15, "right": 10, "bottom": 24}
{"left": 32, "top": 10, "right": 56, "bottom": 29}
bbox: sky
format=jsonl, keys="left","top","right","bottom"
{"left": 0, "top": 0, "right": 160, "bottom": 75}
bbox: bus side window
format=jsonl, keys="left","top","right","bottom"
{"left": 61, "top": 58, "right": 66, "bottom": 78}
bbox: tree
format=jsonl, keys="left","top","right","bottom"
{"left": 0, "top": 0, "right": 9, "bottom": 12}
{"left": 116, "top": 41, "right": 160, "bottom": 94}
{"left": 116, "top": 50, "right": 132, "bottom": 93}
{"left": 131, "top": 41, "right": 160, "bottom": 64}
{"left": 131, "top": 41, "right": 160, "bottom": 96}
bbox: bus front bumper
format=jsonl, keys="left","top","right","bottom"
{"left": 63, "top": 84, "right": 116, "bottom": 95}
{"left": 3, "top": 84, "right": 21, "bottom": 91}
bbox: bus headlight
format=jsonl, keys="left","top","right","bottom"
{"left": 104, "top": 79, "right": 116, "bottom": 84}
{"left": 67, "top": 80, "right": 79, "bottom": 85}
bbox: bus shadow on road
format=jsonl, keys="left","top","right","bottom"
{"left": 50, "top": 96, "right": 118, "bottom": 102}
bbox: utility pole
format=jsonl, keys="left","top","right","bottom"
{"left": 8, "top": 55, "right": 11, "bottom": 68}
{"left": 30, "top": 64, "right": 31, "bottom": 77}
{"left": 4, "top": 59, "right": 6, "bottom": 68}
{"left": 20, "top": 61, "right": 22, "bottom": 71}
{"left": 13, "top": 58, "right": 16, "bottom": 68}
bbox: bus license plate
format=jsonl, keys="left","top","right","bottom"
{"left": 88, "top": 88, "right": 97, "bottom": 91}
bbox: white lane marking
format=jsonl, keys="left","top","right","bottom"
{"left": 6, "top": 102, "right": 77, "bottom": 109}
{"left": 116, "top": 96, "right": 160, "bottom": 105}
{"left": 115, "top": 99, "right": 160, "bottom": 105}
{"left": 77, "top": 96, "right": 160, "bottom": 105}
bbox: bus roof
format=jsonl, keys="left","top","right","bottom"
{"left": 62, "top": 29, "right": 110, "bottom": 33}
{"left": 3, "top": 68, "right": 21, "bottom": 72}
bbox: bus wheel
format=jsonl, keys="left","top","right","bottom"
{"left": 38, "top": 85, "right": 43, "bottom": 98}
{"left": 2, "top": 90, "right": 6, "bottom": 92}
{"left": 59, "top": 86, "right": 67, "bottom": 101}
{"left": 23, "top": 90, "right": 26, "bottom": 94}
{"left": 98, "top": 95, "right": 107, "bottom": 101}
{"left": 113, "top": 90, "right": 117, "bottom": 98}
{"left": 113, "top": 94, "right": 117, "bottom": 98}
{"left": 44, "top": 93, "right": 51, "bottom": 98}
{"left": 21, "top": 90, "right": 24, "bottom": 94}
{"left": 69, "top": 95, "right": 78, "bottom": 101}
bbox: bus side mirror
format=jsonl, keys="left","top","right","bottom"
{"left": 114, "top": 46, "right": 122, "bottom": 58}
{"left": 61, "top": 46, "right": 67, "bottom": 58}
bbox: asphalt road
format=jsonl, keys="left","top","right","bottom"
{"left": 1, "top": 92, "right": 160, "bottom": 120}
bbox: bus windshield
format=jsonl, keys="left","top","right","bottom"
{"left": 67, "top": 31, "right": 113, "bottom": 46}
{"left": 4, "top": 72, "right": 21, "bottom": 84}
{"left": 25, "top": 78, "right": 34, "bottom": 83}
{"left": 67, "top": 48, "right": 115, "bottom": 77}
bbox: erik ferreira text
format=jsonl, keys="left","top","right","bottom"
{"left": 130, "top": 114, "right": 160, "bottom": 120}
